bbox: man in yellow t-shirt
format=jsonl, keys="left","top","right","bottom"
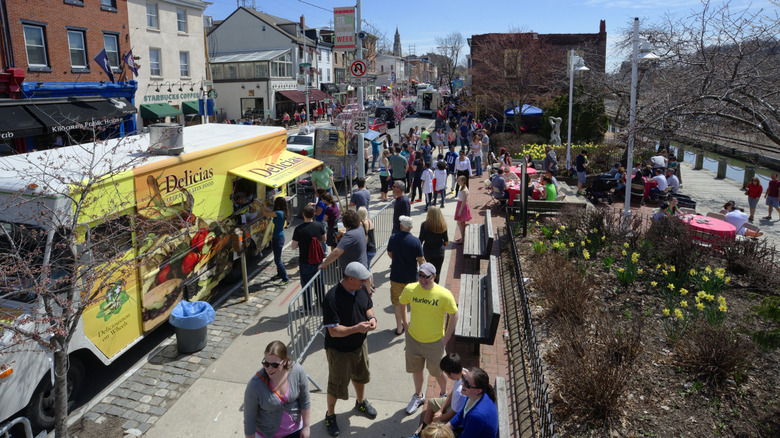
{"left": 398, "top": 263, "right": 459, "bottom": 415}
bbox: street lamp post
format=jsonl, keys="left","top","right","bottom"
{"left": 623, "top": 17, "right": 659, "bottom": 220}
{"left": 566, "top": 49, "right": 589, "bottom": 171}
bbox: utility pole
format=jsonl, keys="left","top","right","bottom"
{"left": 356, "top": 0, "right": 365, "bottom": 179}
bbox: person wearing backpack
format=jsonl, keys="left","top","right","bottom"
{"left": 292, "top": 205, "right": 326, "bottom": 312}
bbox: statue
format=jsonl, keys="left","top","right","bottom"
{"left": 549, "top": 117, "right": 562, "bottom": 146}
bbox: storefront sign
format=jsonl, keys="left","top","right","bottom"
{"left": 143, "top": 92, "right": 201, "bottom": 103}
{"left": 333, "top": 7, "right": 356, "bottom": 50}
{"left": 51, "top": 117, "right": 123, "bottom": 133}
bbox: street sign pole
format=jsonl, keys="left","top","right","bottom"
{"left": 355, "top": 0, "right": 365, "bottom": 180}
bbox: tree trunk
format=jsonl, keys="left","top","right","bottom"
{"left": 54, "top": 347, "right": 69, "bottom": 438}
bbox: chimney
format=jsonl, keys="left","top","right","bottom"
{"left": 300, "top": 15, "right": 305, "bottom": 29}
{"left": 600, "top": 20, "right": 606, "bottom": 34}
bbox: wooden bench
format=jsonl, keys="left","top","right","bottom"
{"left": 495, "top": 376, "right": 511, "bottom": 438}
{"left": 525, "top": 199, "right": 586, "bottom": 217}
{"left": 455, "top": 256, "right": 501, "bottom": 354}
{"left": 463, "top": 211, "right": 494, "bottom": 269}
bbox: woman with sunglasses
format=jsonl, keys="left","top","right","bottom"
{"left": 244, "top": 341, "right": 311, "bottom": 438}
{"left": 447, "top": 367, "right": 498, "bottom": 438}
{"left": 745, "top": 176, "right": 763, "bottom": 222}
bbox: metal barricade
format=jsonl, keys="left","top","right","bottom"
{"left": 287, "top": 260, "right": 341, "bottom": 392}
{"left": 0, "top": 417, "right": 37, "bottom": 438}
{"left": 371, "top": 199, "right": 395, "bottom": 252}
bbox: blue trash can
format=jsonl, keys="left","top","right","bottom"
{"left": 169, "top": 301, "right": 216, "bottom": 353}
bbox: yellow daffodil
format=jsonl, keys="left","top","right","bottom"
{"left": 656, "top": 264, "right": 662, "bottom": 269}
{"left": 583, "top": 250, "right": 590, "bottom": 260}
{"left": 695, "top": 296, "right": 701, "bottom": 303}
{"left": 624, "top": 242, "right": 630, "bottom": 248}
{"left": 581, "top": 241, "right": 586, "bottom": 246}
{"left": 569, "top": 242, "right": 575, "bottom": 247}
{"left": 667, "top": 283, "right": 676, "bottom": 290}
{"left": 587, "top": 239, "right": 591, "bottom": 243}
{"left": 555, "top": 230, "right": 560, "bottom": 235}
{"left": 674, "top": 309, "right": 684, "bottom": 320}
{"left": 650, "top": 281, "right": 658, "bottom": 287}
{"left": 637, "top": 269, "right": 644, "bottom": 274}
{"left": 725, "top": 277, "right": 731, "bottom": 284}
{"left": 622, "top": 249, "right": 627, "bottom": 256}
{"left": 535, "top": 221, "right": 540, "bottom": 226}
{"left": 697, "top": 291, "right": 706, "bottom": 298}
{"left": 663, "top": 308, "right": 670, "bottom": 316}
{"left": 696, "top": 302, "right": 705, "bottom": 311}
{"left": 719, "top": 304, "right": 727, "bottom": 312}
{"left": 601, "top": 236, "right": 606, "bottom": 241}
{"left": 631, "top": 253, "right": 640, "bottom": 263}
{"left": 705, "top": 266, "right": 712, "bottom": 274}
{"left": 618, "top": 268, "right": 625, "bottom": 273}
{"left": 662, "top": 270, "right": 668, "bottom": 275}
{"left": 679, "top": 288, "right": 688, "bottom": 295}
{"left": 670, "top": 266, "right": 676, "bottom": 272}
{"left": 706, "top": 294, "right": 715, "bottom": 302}
{"left": 680, "top": 300, "right": 688, "bottom": 308}
{"left": 702, "top": 275, "right": 709, "bottom": 282}
{"left": 560, "top": 225, "right": 566, "bottom": 230}
{"left": 717, "top": 295, "right": 726, "bottom": 304}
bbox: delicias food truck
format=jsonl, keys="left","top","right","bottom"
{"left": 0, "top": 124, "right": 321, "bottom": 429}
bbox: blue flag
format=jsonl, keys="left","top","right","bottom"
{"left": 93, "top": 48, "right": 115, "bottom": 83}
{"left": 124, "top": 49, "right": 138, "bottom": 77}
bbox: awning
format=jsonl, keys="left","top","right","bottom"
{"left": 182, "top": 101, "right": 200, "bottom": 115}
{"left": 505, "top": 104, "right": 543, "bottom": 117}
{"left": 25, "top": 97, "right": 137, "bottom": 133}
{"left": 0, "top": 105, "right": 46, "bottom": 139}
{"left": 228, "top": 150, "right": 322, "bottom": 189}
{"left": 277, "top": 89, "right": 329, "bottom": 105}
{"left": 140, "top": 103, "right": 183, "bottom": 119}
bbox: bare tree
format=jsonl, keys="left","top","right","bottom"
{"left": 470, "top": 31, "right": 562, "bottom": 136}
{"left": 434, "top": 32, "right": 464, "bottom": 93}
{"left": 609, "top": 1, "right": 780, "bottom": 149}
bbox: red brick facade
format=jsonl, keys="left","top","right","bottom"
{"left": 4, "top": 0, "right": 130, "bottom": 82}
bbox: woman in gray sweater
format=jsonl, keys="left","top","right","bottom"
{"left": 244, "top": 341, "right": 311, "bottom": 438}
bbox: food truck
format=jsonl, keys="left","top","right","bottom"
{"left": 0, "top": 124, "right": 321, "bottom": 429}
{"left": 416, "top": 86, "right": 441, "bottom": 118}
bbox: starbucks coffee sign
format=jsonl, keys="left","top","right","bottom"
{"left": 143, "top": 92, "right": 201, "bottom": 102}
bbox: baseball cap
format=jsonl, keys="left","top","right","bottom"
{"left": 344, "top": 262, "right": 371, "bottom": 280}
{"left": 419, "top": 263, "right": 436, "bottom": 277}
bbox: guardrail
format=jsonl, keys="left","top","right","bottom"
{"left": 506, "top": 220, "right": 556, "bottom": 438}
{"left": 0, "top": 417, "right": 38, "bottom": 438}
{"left": 286, "top": 199, "right": 395, "bottom": 390}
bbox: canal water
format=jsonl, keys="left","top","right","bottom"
{"left": 670, "top": 142, "right": 774, "bottom": 187}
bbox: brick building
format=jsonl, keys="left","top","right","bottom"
{"left": 0, "top": 0, "right": 137, "bottom": 153}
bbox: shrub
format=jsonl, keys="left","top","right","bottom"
{"left": 750, "top": 296, "right": 780, "bottom": 351}
{"left": 720, "top": 238, "right": 780, "bottom": 292}
{"left": 643, "top": 217, "right": 702, "bottom": 274}
{"left": 551, "top": 315, "right": 643, "bottom": 425}
{"left": 676, "top": 323, "right": 752, "bottom": 385}
{"left": 528, "top": 253, "right": 594, "bottom": 325}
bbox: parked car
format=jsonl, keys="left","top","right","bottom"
{"left": 375, "top": 106, "right": 398, "bottom": 128}
{"left": 286, "top": 132, "right": 315, "bottom": 156}
{"left": 368, "top": 117, "right": 387, "bottom": 134}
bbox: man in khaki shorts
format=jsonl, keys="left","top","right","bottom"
{"left": 399, "top": 263, "right": 458, "bottom": 415}
{"left": 322, "top": 262, "right": 378, "bottom": 437}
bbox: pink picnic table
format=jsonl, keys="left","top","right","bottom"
{"left": 681, "top": 214, "right": 737, "bottom": 241}
{"left": 509, "top": 166, "right": 537, "bottom": 179}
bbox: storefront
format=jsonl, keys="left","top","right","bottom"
{"left": 275, "top": 89, "right": 329, "bottom": 119}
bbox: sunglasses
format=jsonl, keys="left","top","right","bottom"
{"left": 262, "top": 360, "right": 284, "bottom": 369}
{"left": 462, "top": 379, "right": 473, "bottom": 389}
{"left": 418, "top": 272, "right": 433, "bottom": 279}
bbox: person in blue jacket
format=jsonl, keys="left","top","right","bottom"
{"left": 448, "top": 367, "right": 498, "bottom": 438}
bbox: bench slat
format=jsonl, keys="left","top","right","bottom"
{"left": 456, "top": 274, "right": 480, "bottom": 337}
{"left": 495, "top": 376, "right": 510, "bottom": 438}
{"left": 469, "top": 277, "right": 480, "bottom": 337}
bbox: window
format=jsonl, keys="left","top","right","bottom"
{"left": 149, "top": 48, "right": 161, "bottom": 76}
{"left": 238, "top": 62, "right": 252, "bottom": 79}
{"left": 67, "top": 30, "right": 87, "bottom": 68}
{"left": 503, "top": 49, "right": 521, "bottom": 77}
{"left": 103, "top": 34, "right": 119, "bottom": 70}
{"left": 146, "top": 2, "right": 159, "bottom": 29}
{"left": 271, "top": 53, "right": 292, "bottom": 78}
{"left": 211, "top": 63, "right": 223, "bottom": 80}
{"left": 23, "top": 25, "right": 48, "bottom": 67}
{"left": 254, "top": 62, "right": 268, "bottom": 78}
{"left": 327, "top": 51, "right": 330, "bottom": 62}
{"left": 318, "top": 50, "right": 321, "bottom": 61}
{"left": 101, "top": 0, "right": 117, "bottom": 10}
{"left": 327, "top": 69, "right": 330, "bottom": 81}
{"left": 179, "top": 51, "right": 189, "bottom": 77}
{"left": 380, "top": 65, "right": 384, "bottom": 73}
{"left": 176, "top": 8, "right": 187, "bottom": 33}
{"left": 225, "top": 64, "right": 237, "bottom": 79}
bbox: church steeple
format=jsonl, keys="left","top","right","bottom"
{"left": 393, "top": 27, "right": 402, "bottom": 57}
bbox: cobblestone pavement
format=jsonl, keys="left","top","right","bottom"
{"left": 76, "top": 250, "right": 298, "bottom": 437}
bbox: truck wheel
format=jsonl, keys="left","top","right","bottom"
{"left": 27, "top": 356, "right": 85, "bottom": 431}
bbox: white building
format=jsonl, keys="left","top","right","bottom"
{"left": 206, "top": 8, "right": 330, "bottom": 121}
{"left": 127, "top": 0, "right": 210, "bottom": 128}
{"left": 375, "top": 53, "right": 404, "bottom": 89}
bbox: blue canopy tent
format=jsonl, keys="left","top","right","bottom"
{"left": 504, "top": 104, "right": 543, "bottom": 117}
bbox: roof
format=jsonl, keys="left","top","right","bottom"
{"left": 243, "top": 8, "right": 317, "bottom": 46}
{"left": 210, "top": 49, "right": 290, "bottom": 63}
{"left": 0, "top": 124, "right": 285, "bottom": 197}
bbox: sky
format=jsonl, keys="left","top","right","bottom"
{"left": 203, "top": 0, "right": 776, "bottom": 72}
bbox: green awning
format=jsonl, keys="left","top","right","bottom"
{"left": 182, "top": 101, "right": 200, "bottom": 115}
{"left": 140, "top": 103, "right": 182, "bottom": 119}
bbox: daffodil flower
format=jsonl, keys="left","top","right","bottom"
{"left": 680, "top": 300, "right": 688, "bottom": 308}
{"left": 663, "top": 308, "right": 670, "bottom": 316}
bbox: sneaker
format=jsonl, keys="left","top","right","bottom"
{"left": 279, "top": 279, "right": 290, "bottom": 286}
{"left": 354, "top": 399, "right": 378, "bottom": 420}
{"left": 405, "top": 393, "right": 425, "bottom": 415}
{"left": 325, "top": 413, "right": 340, "bottom": 437}
{"left": 410, "top": 200, "right": 415, "bottom": 205}
{"left": 762, "top": 216, "right": 772, "bottom": 220}
{"left": 451, "top": 190, "right": 455, "bottom": 194}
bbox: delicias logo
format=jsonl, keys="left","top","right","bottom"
{"left": 246, "top": 155, "right": 305, "bottom": 178}
{"left": 163, "top": 167, "right": 214, "bottom": 193}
